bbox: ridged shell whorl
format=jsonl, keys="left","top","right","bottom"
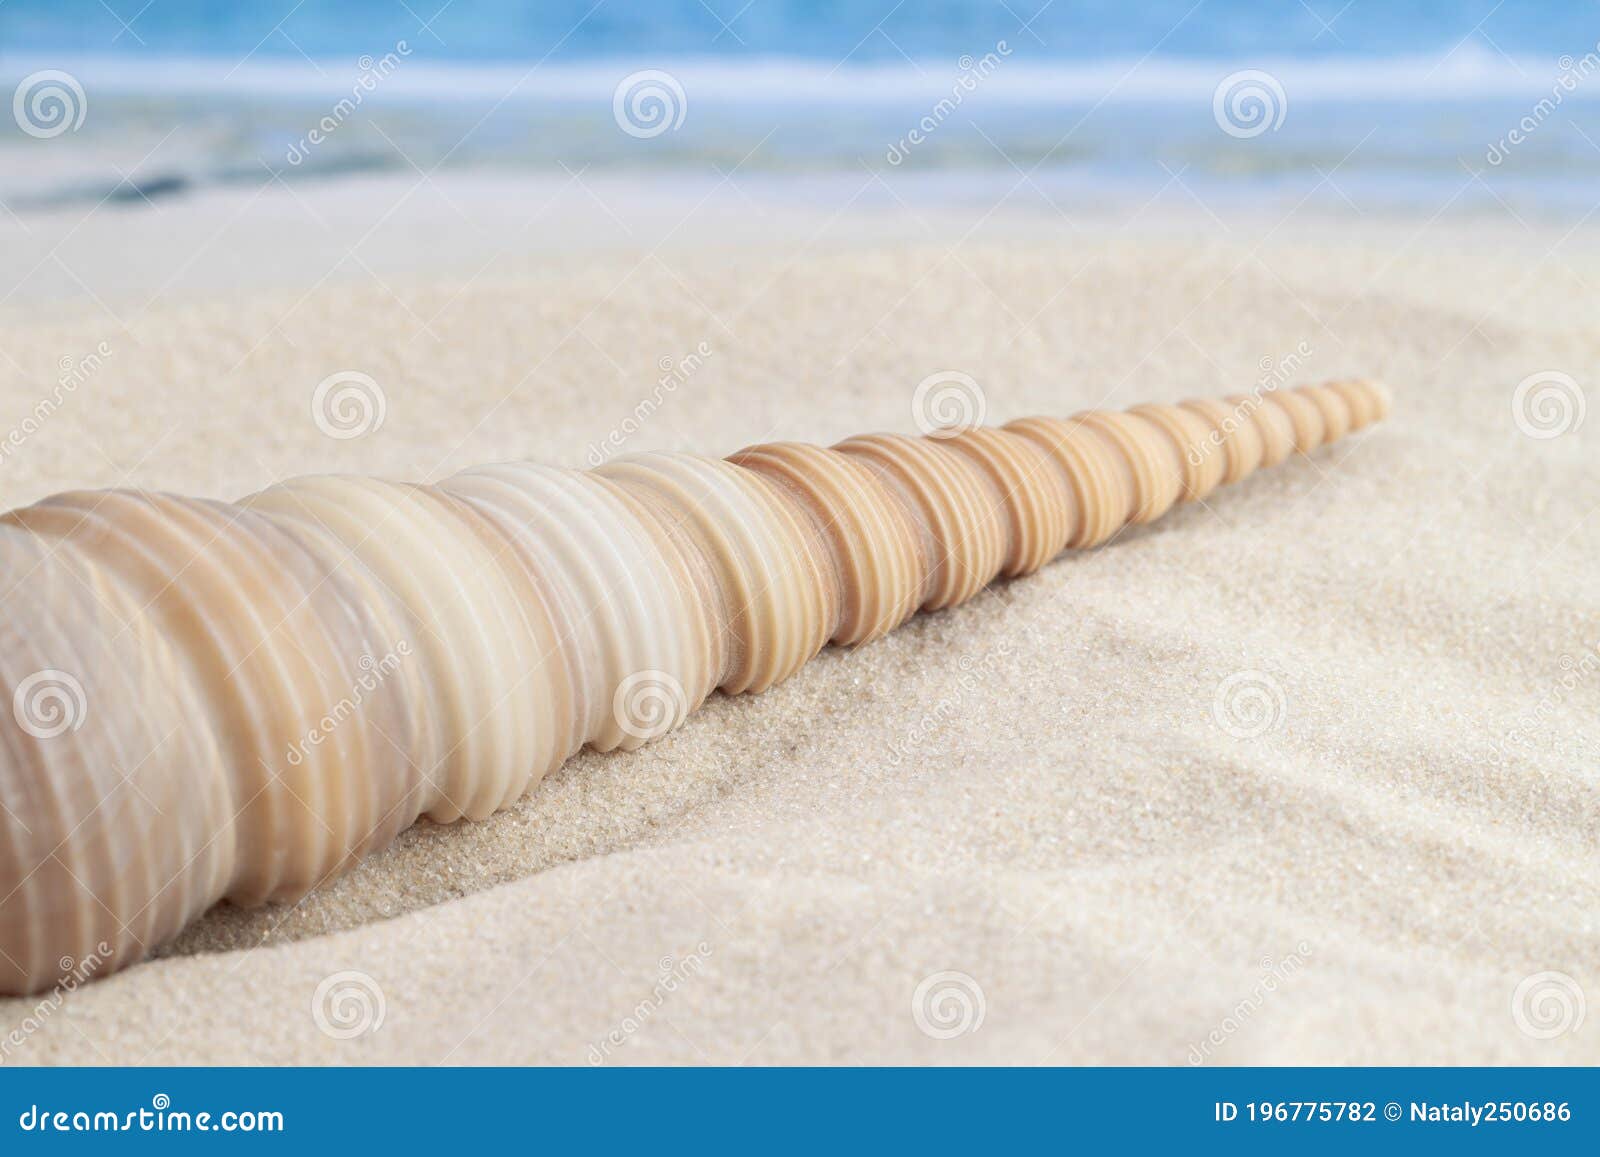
{"left": 0, "top": 378, "right": 1391, "bottom": 994}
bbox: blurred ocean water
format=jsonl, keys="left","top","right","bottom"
{"left": 3, "top": 0, "right": 1599, "bottom": 214}
{"left": 3, "top": 0, "right": 1594, "bottom": 62}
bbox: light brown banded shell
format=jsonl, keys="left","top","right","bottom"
{"left": 0, "top": 379, "right": 1391, "bottom": 994}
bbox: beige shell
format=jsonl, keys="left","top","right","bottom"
{"left": 0, "top": 379, "right": 1391, "bottom": 993}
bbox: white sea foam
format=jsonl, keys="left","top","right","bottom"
{"left": 0, "top": 43, "right": 1590, "bottom": 105}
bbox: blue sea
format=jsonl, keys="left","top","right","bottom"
{"left": 3, "top": 0, "right": 1598, "bottom": 214}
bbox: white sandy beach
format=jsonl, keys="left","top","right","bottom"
{"left": 0, "top": 176, "right": 1596, "bottom": 1064}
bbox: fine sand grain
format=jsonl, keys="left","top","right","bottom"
{"left": 1, "top": 197, "right": 1596, "bottom": 1064}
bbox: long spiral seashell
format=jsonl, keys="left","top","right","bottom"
{"left": 0, "top": 379, "right": 1390, "bottom": 993}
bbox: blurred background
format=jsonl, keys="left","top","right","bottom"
{"left": 3, "top": 2, "right": 1597, "bottom": 276}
